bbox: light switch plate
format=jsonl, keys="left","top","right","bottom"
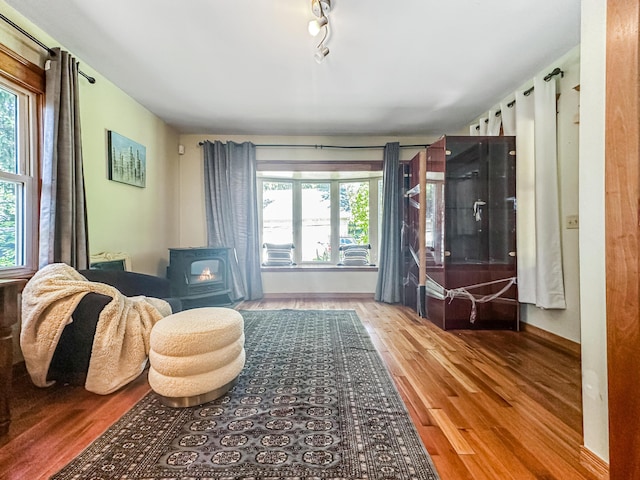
{"left": 566, "top": 214, "right": 579, "bottom": 229}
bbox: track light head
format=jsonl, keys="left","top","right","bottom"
{"left": 314, "top": 46, "right": 330, "bottom": 63}
{"left": 308, "top": 16, "right": 328, "bottom": 36}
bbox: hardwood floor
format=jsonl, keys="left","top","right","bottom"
{"left": 0, "top": 298, "right": 599, "bottom": 480}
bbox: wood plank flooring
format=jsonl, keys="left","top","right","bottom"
{"left": 0, "top": 298, "right": 599, "bottom": 480}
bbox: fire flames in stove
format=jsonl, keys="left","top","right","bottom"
{"left": 168, "top": 248, "right": 230, "bottom": 298}
{"left": 199, "top": 267, "right": 216, "bottom": 281}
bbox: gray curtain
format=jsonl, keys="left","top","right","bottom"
{"left": 39, "top": 48, "right": 89, "bottom": 269}
{"left": 203, "top": 140, "right": 263, "bottom": 301}
{"left": 375, "top": 142, "right": 402, "bottom": 303}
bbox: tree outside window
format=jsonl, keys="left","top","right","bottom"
{"left": 340, "top": 181, "right": 369, "bottom": 245}
{"left": 0, "top": 87, "right": 18, "bottom": 267}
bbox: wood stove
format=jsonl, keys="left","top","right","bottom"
{"left": 167, "top": 247, "right": 232, "bottom": 301}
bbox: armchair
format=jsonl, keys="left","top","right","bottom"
{"left": 47, "top": 269, "right": 182, "bottom": 385}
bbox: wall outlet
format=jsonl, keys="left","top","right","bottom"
{"left": 566, "top": 214, "right": 579, "bottom": 229}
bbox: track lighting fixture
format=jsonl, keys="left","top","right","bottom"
{"left": 309, "top": 0, "right": 331, "bottom": 62}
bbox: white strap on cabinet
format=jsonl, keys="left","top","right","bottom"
{"left": 441, "top": 276, "right": 518, "bottom": 324}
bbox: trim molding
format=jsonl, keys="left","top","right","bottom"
{"left": 257, "top": 160, "right": 383, "bottom": 172}
{"left": 262, "top": 265, "right": 378, "bottom": 273}
{"left": 0, "top": 42, "right": 45, "bottom": 93}
{"left": 605, "top": 0, "right": 640, "bottom": 477}
{"left": 262, "top": 293, "right": 375, "bottom": 300}
{"left": 520, "top": 321, "right": 581, "bottom": 357}
{"left": 580, "top": 446, "right": 610, "bottom": 480}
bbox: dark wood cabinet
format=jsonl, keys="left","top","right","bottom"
{"left": 425, "top": 135, "right": 518, "bottom": 330}
{"left": 402, "top": 151, "right": 426, "bottom": 314}
{"left": 402, "top": 136, "right": 518, "bottom": 330}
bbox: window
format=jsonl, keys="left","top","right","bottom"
{"left": 262, "top": 181, "right": 293, "bottom": 244}
{"left": 340, "top": 181, "right": 369, "bottom": 244}
{"left": 259, "top": 170, "right": 382, "bottom": 265}
{"left": 0, "top": 49, "right": 43, "bottom": 277}
{"left": 301, "top": 182, "right": 331, "bottom": 262}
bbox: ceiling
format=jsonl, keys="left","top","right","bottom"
{"left": 6, "top": 0, "right": 581, "bottom": 136}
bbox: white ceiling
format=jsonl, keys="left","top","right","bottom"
{"left": 6, "top": 0, "right": 581, "bottom": 136}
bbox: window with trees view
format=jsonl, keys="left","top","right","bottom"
{"left": 0, "top": 77, "right": 39, "bottom": 275}
{"left": 259, "top": 171, "right": 381, "bottom": 265}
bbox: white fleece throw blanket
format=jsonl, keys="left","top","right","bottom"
{"left": 20, "top": 263, "right": 172, "bottom": 395}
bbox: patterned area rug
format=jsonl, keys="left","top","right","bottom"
{"left": 52, "top": 309, "right": 440, "bottom": 480}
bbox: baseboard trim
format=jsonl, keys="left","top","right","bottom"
{"left": 520, "top": 321, "right": 581, "bottom": 356}
{"left": 579, "top": 446, "right": 609, "bottom": 480}
{"left": 262, "top": 292, "right": 375, "bottom": 300}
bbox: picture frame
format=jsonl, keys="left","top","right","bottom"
{"left": 107, "top": 130, "right": 146, "bottom": 187}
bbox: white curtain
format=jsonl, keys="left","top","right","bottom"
{"left": 487, "top": 109, "right": 502, "bottom": 135}
{"left": 513, "top": 80, "right": 566, "bottom": 309}
{"left": 500, "top": 99, "right": 516, "bottom": 135}
{"left": 478, "top": 116, "right": 488, "bottom": 135}
{"left": 514, "top": 89, "right": 537, "bottom": 305}
{"left": 532, "top": 76, "right": 566, "bottom": 308}
{"left": 466, "top": 77, "right": 566, "bottom": 309}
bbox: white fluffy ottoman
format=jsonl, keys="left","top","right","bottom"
{"left": 148, "top": 307, "right": 245, "bottom": 407}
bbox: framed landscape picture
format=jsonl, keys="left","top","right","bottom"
{"left": 107, "top": 130, "right": 146, "bottom": 187}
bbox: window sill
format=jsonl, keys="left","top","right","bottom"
{"left": 261, "top": 264, "right": 378, "bottom": 273}
{"left": 0, "top": 268, "right": 36, "bottom": 281}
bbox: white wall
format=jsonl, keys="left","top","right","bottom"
{"left": 0, "top": 2, "right": 181, "bottom": 277}
{"left": 521, "top": 47, "right": 582, "bottom": 343}
{"left": 579, "top": 0, "right": 608, "bottom": 463}
{"left": 177, "top": 134, "right": 436, "bottom": 294}
{"left": 262, "top": 270, "right": 378, "bottom": 295}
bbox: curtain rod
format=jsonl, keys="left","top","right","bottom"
{"left": 0, "top": 13, "right": 96, "bottom": 84}
{"left": 198, "top": 141, "right": 429, "bottom": 149}
{"left": 475, "top": 66, "right": 564, "bottom": 128}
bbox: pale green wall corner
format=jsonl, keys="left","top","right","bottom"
{"left": 80, "top": 78, "right": 180, "bottom": 277}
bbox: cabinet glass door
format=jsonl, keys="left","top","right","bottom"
{"left": 486, "top": 141, "right": 516, "bottom": 264}
{"left": 444, "top": 139, "right": 516, "bottom": 266}
{"left": 445, "top": 142, "right": 489, "bottom": 264}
